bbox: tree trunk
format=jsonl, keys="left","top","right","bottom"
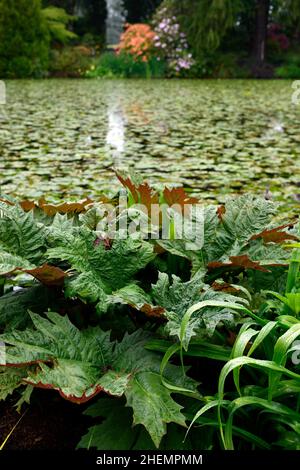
{"left": 252, "top": 0, "right": 270, "bottom": 65}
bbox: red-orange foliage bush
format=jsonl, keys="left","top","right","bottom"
{"left": 118, "top": 23, "right": 156, "bottom": 62}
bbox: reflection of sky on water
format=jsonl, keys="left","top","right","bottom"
{"left": 106, "top": 102, "right": 126, "bottom": 166}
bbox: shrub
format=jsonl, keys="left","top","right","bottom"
{"left": 268, "top": 23, "right": 290, "bottom": 52}
{"left": 118, "top": 23, "right": 156, "bottom": 62}
{"left": 152, "top": 5, "right": 194, "bottom": 76}
{"left": 275, "top": 64, "right": 300, "bottom": 79}
{"left": 0, "top": 0, "right": 50, "bottom": 78}
{"left": 275, "top": 52, "right": 300, "bottom": 79}
{"left": 49, "top": 46, "right": 93, "bottom": 78}
{"left": 86, "top": 52, "right": 166, "bottom": 78}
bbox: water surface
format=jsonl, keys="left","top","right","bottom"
{"left": 0, "top": 79, "right": 299, "bottom": 214}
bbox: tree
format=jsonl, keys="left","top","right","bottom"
{"left": 44, "top": 0, "right": 107, "bottom": 38}
{"left": 164, "top": 0, "right": 243, "bottom": 56}
{"left": 162, "top": 0, "right": 300, "bottom": 75}
{"left": 275, "top": 0, "right": 300, "bottom": 40}
{"left": 42, "top": 6, "right": 78, "bottom": 44}
{"left": 252, "top": 0, "right": 270, "bottom": 66}
{"left": 0, "top": 0, "right": 50, "bottom": 78}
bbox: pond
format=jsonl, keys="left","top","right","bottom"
{"left": 0, "top": 79, "right": 299, "bottom": 216}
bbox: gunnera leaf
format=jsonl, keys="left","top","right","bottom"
{"left": 47, "top": 229, "right": 155, "bottom": 314}
{"left": 0, "top": 202, "right": 46, "bottom": 265}
{"left": 0, "top": 312, "right": 198, "bottom": 447}
{"left": 151, "top": 270, "right": 248, "bottom": 348}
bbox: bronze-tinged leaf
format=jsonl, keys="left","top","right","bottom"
{"left": 24, "top": 264, "right": 67, "bottom": 287}
{"left": 138, "top": 183, "right": 159, "bottom": 213}
{"left": 98, "top": 195, "right": 115, "bottom": 205}
{"left": 0, "top": 198, "right": 14, "bottom": 206}
{"left": 154, "top": 243, "right": 166, "bottom": 255}
{"left": 216, "top": 205, "right": 226, "bottom": 220}
{"left": 163, "top": 187, "right": 199, "bottom": 211}
{"left": 38, "top": 198, "right": 93, "bottom": 216}
{"left": 208, "top": 255, "right": 270, "bottom": 272}
{"left": 251, "top": 224, "right": 298, "bottom": 244}
{"left": 19, "top": 200, "right": 36, "bottom": 212}
{"left": 116, "top": 172, "right": 139, "bottom": 202}
{"left": 24, "top": 380, "right": 105, "bottom": 404}
{"left": 139, "top": 304, "right": 165, "bottom": 318}
{"left": 116, "top": 172, "right": 159, "bottom": 214}
{"left": 212, "top": 281, "right": 240, "bottom": 293}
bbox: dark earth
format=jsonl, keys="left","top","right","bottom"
{"left": 0, "top": 390, "right": 91, "bottom": 450}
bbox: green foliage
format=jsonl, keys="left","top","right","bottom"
{"left": 49, "top": 45, "right": 92, "bottom": 77}
{"left": 0, "top": 174, "right": 298, "bottom": 449}
{"left": 151, "top": 271, "right": 246, "bottom": 349}
{"left": 78, "top": 399, "right": 156, "bottom": 450}
{"left": 86, "top": 52, "right": 166, "bottom": 79}
{"left": 187, "top": 318, "right": 300, "bottom": 450}
{"left": 164, "top": 0, "right": 243, "bottom": 56}
{"left": 1, "top": 311, "right": 196, "bottom": 446}
{"left": 0, "top": 0, "right": 50, "bottom": 78}
{"left": 275, "top": 64, "right": 300, "bottom": 79}
{"left": 160, "top": 0, "right": 300, "bottom": 76}
{"left": 266, "top": 241, "right": 300, "bottom": 316}
{"left": 274, "top": 50, "right": 300, "bottom": 79}
{"left": 0, "top": 367, "right": 28, "bottom": 401}
{"left": 42, "top": 6, "right": 77, "bottom": 44}
{"left": 48, "top": 231, "right": 155, "bottom": 314}
{"left": 0, "top": 201, "right": 46, "bottom": 265}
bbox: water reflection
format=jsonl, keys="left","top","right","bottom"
{"left": 106, "top": 98, "right": 126, "bottom": 166}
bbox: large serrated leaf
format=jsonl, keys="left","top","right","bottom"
{"left": 151, "top": 271, "right": 246, "bottom": 347}
{"left": 78, "top": 398, "right": 155, "bottom": 450}
{"left": 0, "top": 313, "right": 197, "bottom": 446}
{"left": 48, "top": 230, "right": 155, "bottom": 313}
{"left": 0, "top": 366, "right": 28, "bottom": 400}
{"left": 0, "top": 203, "right": 46, "bottom": 265}
{"left": 0, "top": 285, "right": 59, "bottom": 331}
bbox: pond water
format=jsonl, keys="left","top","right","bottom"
{"left": 0, "top": 79, "right": 299, "bottom": 215}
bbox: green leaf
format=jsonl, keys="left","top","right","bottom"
{"left": 0, "top": 285, "right": 58, "bottom": 332}
{"left": 151, "top": 271, "right": 247, "bottom": 349}
{"left": 1, "top": 312, "right": 196, "bottom": 447}
{"left": 0, "top": 366, "right": 27, "bottom": 400}
{"left": 156, "top": 196, "right": 288, "bottom": 278}
{"left": 217, "top": 356, "right": 300, "bottom": 448}
{"left": 146, "top": 338, "right": 231, "bottom": 362}
{"left": 0, "top": 252, "right": 34, "bottom": 275}
{"left": 78, "top": 398, "right": 155, "bottom": 450}
{"left": 48, "top": 230, "right": 155, "bottom": 314}
{"left": 125, "top": 370, "right": 186, "bottom": 448}
{"left": 269, "top": 323, "right": 300, "bottom": 398}
{"left": 225, "top": 396, "right": 300, "bottom": 450}
{"left": 0, "top": 203, "right": 46, "bottom": 265}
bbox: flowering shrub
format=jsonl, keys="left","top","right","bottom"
{"left": 268, "top": 23, "right": 289, "bottom": 51}
{"left": 118, "top": 23, "right": 156, "bottom": 62}
{"left": 152, "top": 6, "right": 194, "bottom": 75}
